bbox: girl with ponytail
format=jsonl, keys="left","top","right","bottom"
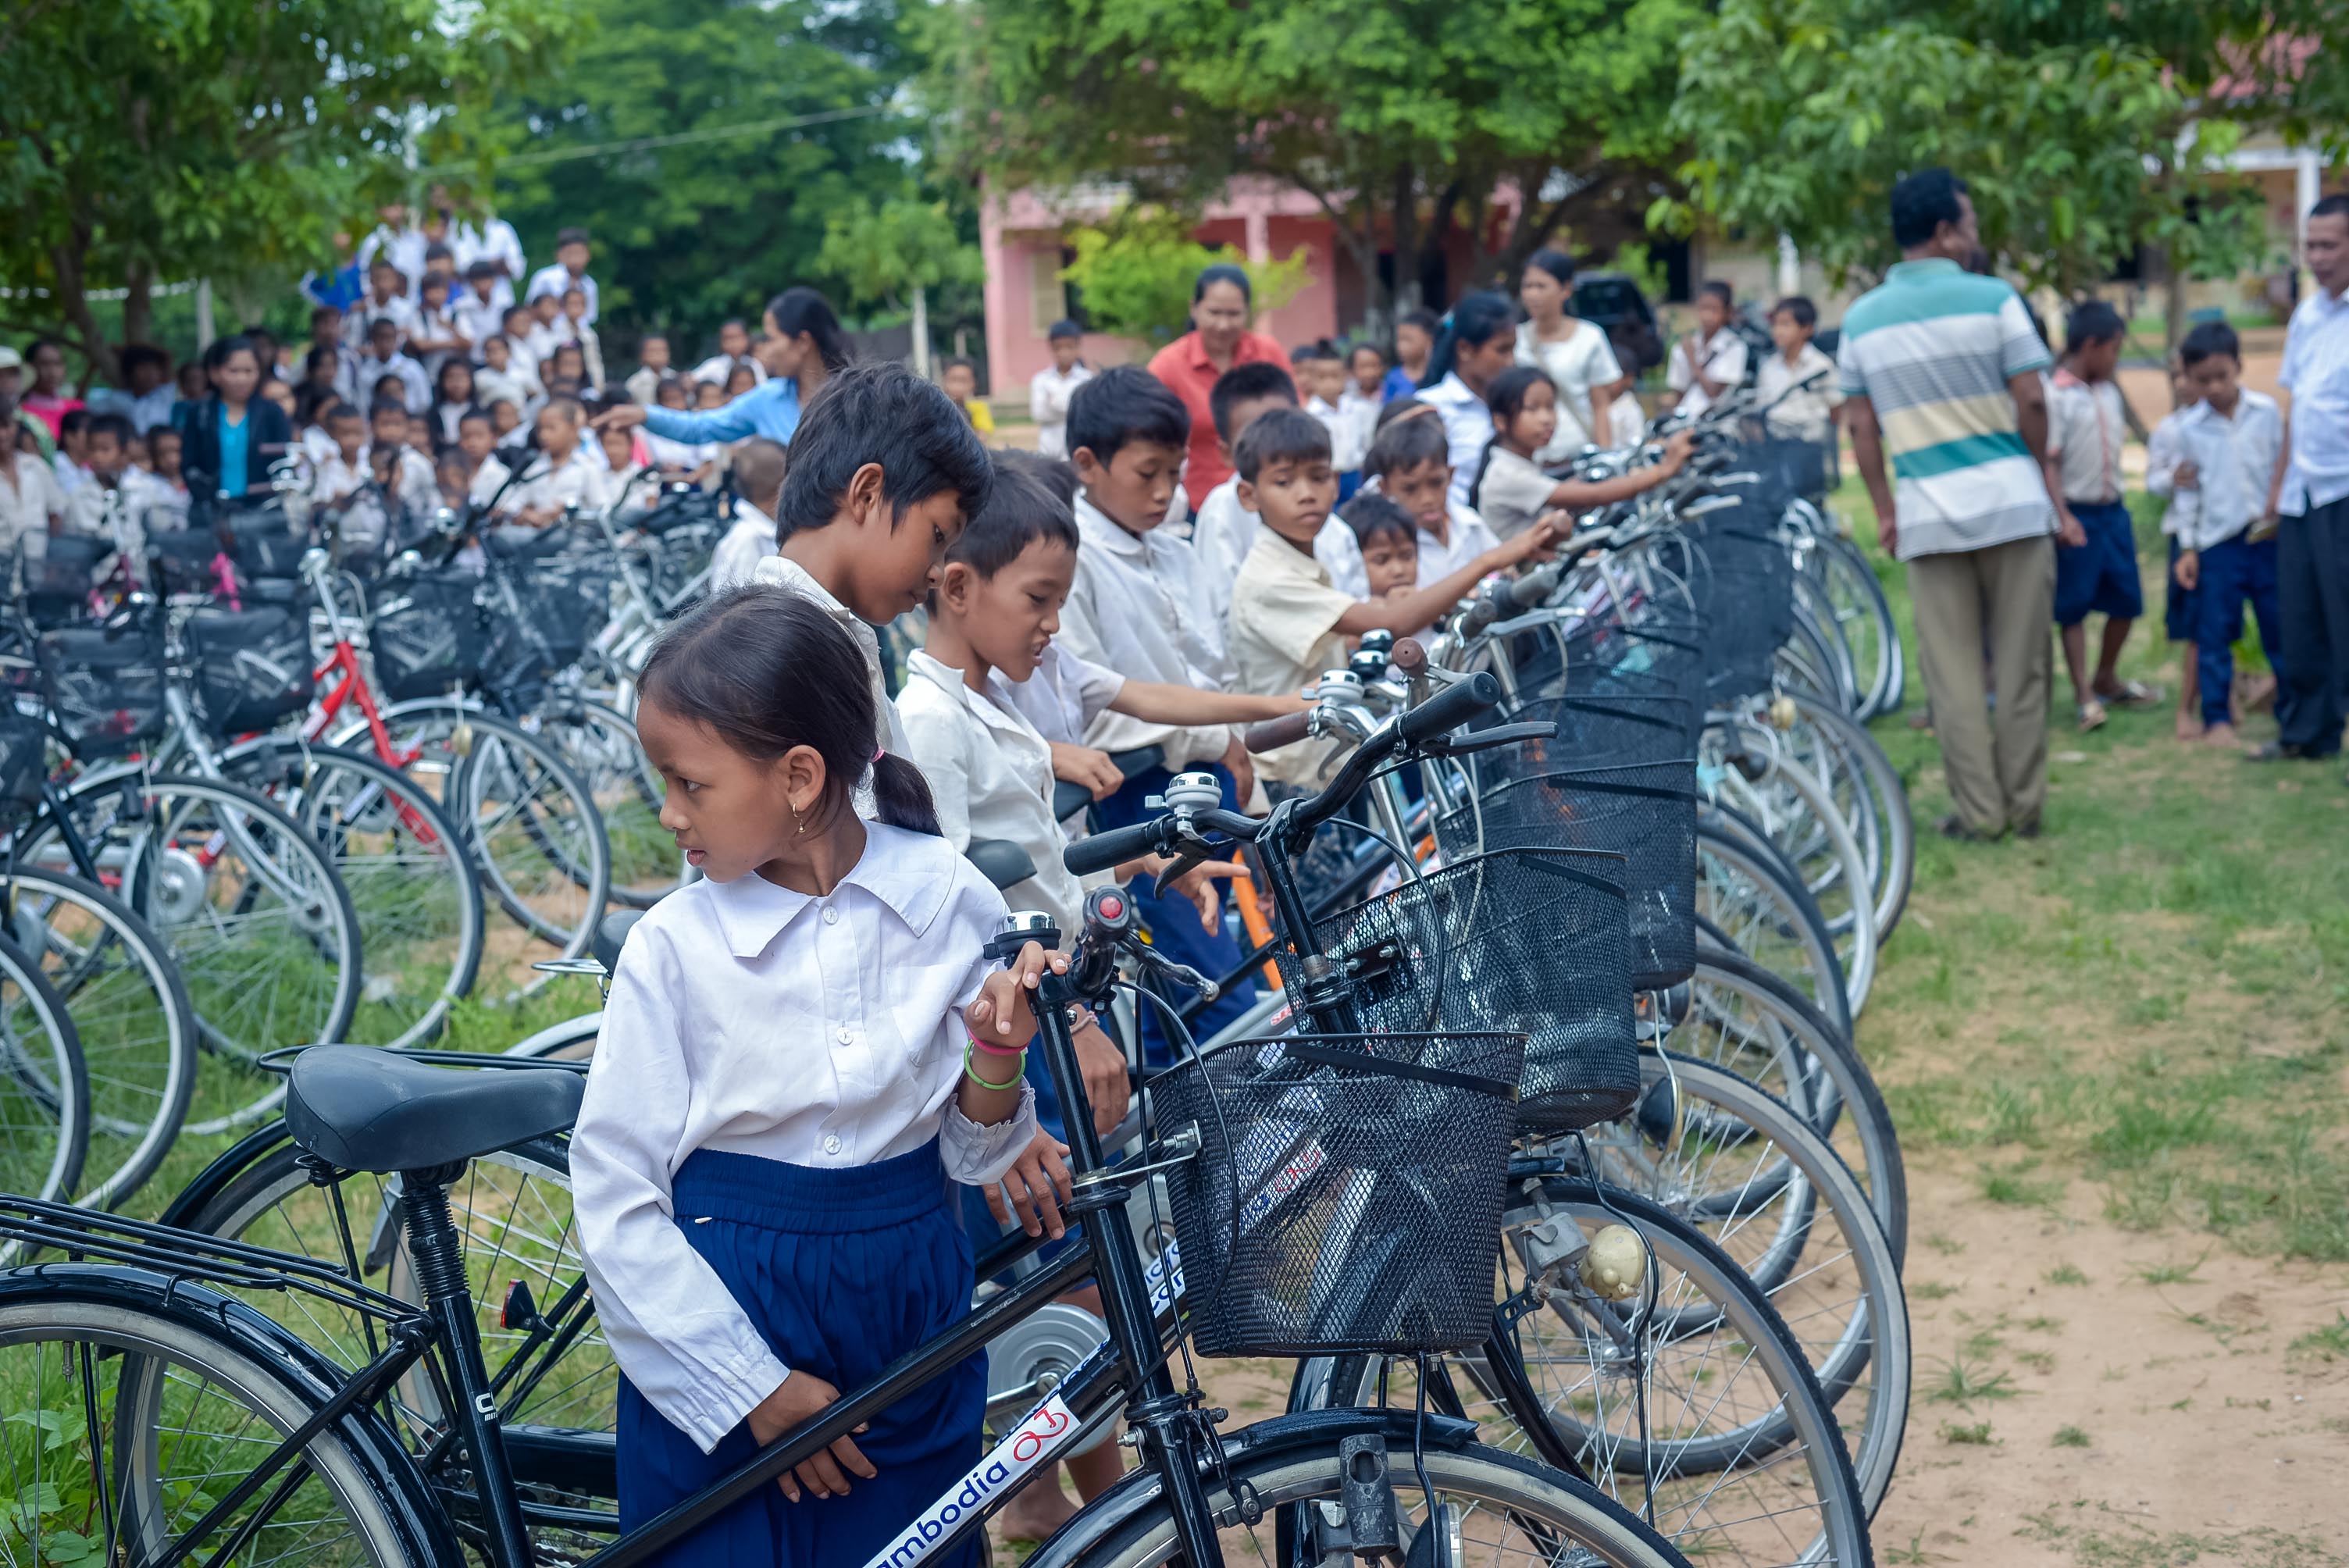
{"left": 1468, "top": 366, "right": 1696, "bottom": 540}
{"left": 575, "top": 580, "right": 1076, "bottom": 1568}
{"left": 1415, "top": 290, "right": 1522, "bottom": 509}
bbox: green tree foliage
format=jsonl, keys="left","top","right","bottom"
{"left": 1057, "top": 208, "right": 1310, "bottom": 346}
{"left": 442, "top": 0, "right": 957, "bottom": 362}
{"left": 928, "top": 0, "right": 1698, "bottom": 323}
{"left": 816, "top": 199, "right": 982, "bottom": 313}
{"left": 1667, "top": 0, "right": 2340, "bottom": 295}
{"left": 0, "top": 0, "right": 572, "bottom": 383}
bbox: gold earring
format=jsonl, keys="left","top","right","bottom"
{"left": 790, "top": 801, "right": 804, "bottom": 836}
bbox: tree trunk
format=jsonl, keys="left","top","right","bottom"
{"left": 45, "top": 235, "right": 119, "bottom": 388}
{"left": 1391, "top": 166, "right": 1421, "bottom": 314}
{"left": 121, "top": 262, "right": 154, "bottom": 353}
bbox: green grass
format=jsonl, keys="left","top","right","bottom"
{"left": 2053, "top": 1425, "right": 2092, "bottom": 1448}
{"left": 1927, "top": 1351, "right": 2016, "bottom": 1408}
{"left": 1847, "top": 476, "right": 2349, "bottom": 1263}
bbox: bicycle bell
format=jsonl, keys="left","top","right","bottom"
{"left": 1146, "top": 771, "right": 1224, "bottom": 821}
{"left": 1311, "top": 668, "right": 1366, "bottom": 705}
{"left": 986, "top": 909, "right": 1062, "bottom": 960}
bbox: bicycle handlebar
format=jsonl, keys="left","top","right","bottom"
{"left": 1062, "top": 818, "right": 1173, "bottom": 878}
{"left": 1242, "top": 709, "right": 1314, "bottom": 754}
{"left": 1397, "top": 669, "right": 1502, "bottom": 747}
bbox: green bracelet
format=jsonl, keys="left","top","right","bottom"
{"left": 964, "top": 1042, "right": 1026, "bottom": 1092}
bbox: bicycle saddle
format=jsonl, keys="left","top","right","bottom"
{"left": 965, "top": 838, "right": 1038, "bottom": 892}
{"left": 592, "top": 909, "right": 644, "bottom": 975}
{"left": 286, "top": 1046, "right": 584, "bottom": 1174}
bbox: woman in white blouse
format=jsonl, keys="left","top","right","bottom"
{"left": 571, "top": 587, "right": 1072, "bottom": 1567}
{"left": 1516, "top": 249, "right": 1624, "bottom": 464}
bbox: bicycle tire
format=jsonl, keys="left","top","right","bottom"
{"left": 522, "top": 696, "right": 681, "bottom": 911}
{"left": 1781, "top": 691, "right": 1914, "bottom": 943}
{"left": 1813, "top": 536, "right": 1902, "bottom": 722}
{"left": 1713, "top": 736, "right": 1878, "bottom": 1017}
{"left": 504, "top": 1010, "right": 601, "bottom": 1062}
{"left": 0, "top": 929, "right": 87, "bottom": 1217}
{"left": 1695, "top": 818, "right": 1852, "bottom": 1039}
{"left": 1, "top": 864, "right": 195, "bottom": 1211}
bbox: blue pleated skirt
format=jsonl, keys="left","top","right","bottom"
{"left": 616, "top": 1143, "right": 987, "bottom": 1568}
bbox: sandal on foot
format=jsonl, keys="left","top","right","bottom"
{"left": 2096, "top": 679, "right": 2164, "bottom": 709}
{"left": 2076, "top": 699, "right": 2108, "bottom": 732}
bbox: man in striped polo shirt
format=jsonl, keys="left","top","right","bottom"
{"left": 1843, "top": 168, "right": 2069, "bottom": 840}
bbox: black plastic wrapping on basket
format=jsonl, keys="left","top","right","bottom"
{"left": 1148, "top": 1030, "right": 1525, "bottom": 1356}
{"left": 17, "top": 536, "right": 114, "bottom": 626}
{"left": 37, "top": 622, "right": 166, "bottom": 757}
{"left": 370, "top": 572, "right": 491, "bottom": 701}
{"left": 1278, "top": 850, "right": 1637, "bottom": 1133}
{"left": 222, "top": 505, "right": 309, "bottom": 581}
{"left": 145, "top": 526, "right": 227, "bottom": 597}
{"left": 185, "top": 606, "right": 316, "bottom": 737}
{"left": 1438, "top": 694, "right": 1698, "bottom": 990}
{"left": 0, "top": 710, "right": 48, "bottom": 825}
{"left": 1684, "top": 520, "right": 1795, "bottom": 702}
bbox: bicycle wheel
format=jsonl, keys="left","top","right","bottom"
{"left": 1809, "top": 536, "right": 1902, "bottom": 722}
{"left": 14, "top": 774, "right": 363, "bottom": 1132}
{"left": 0, "top": 1278, "right": 435, "bottom": 1568}
{"left": 522, "top": 697, "right": 680, "bottom": 910}
{"left": 223, "top": 739, "right": 487, "bottom": 1049}
{"left": 1046, "top": 1427, "right": 1695, "bottom": 1568}
{"left": 1297, "top": 1181, "right": 1873, "bottom": 1567}
{"left": 2, "top": 866, "right": 196, "bottom": 1211}
{"left": 1695, "top": 820, "right": 1851, "bottom": 1039}
{"left": 0, "top": 932, "right": 87, "bottom": 1216}
{"left": 1578, "top": 1053, "right": 1911, "bottom": 1516}
{"left": 504, "top": 1010, "right": 601, "bottom": 1063}
{"left": 1710, "top": 739, "right": 1878, "bottom": 1018}
{"left": 1678, "top": 950, "right": 1907, "bottom": 1264}
{"left": 1779, "top": 692, "right": 1913, "bottom": 943}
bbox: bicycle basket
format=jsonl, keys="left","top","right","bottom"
{"left": 1278, "top": 849, "right": 1637, "bottom": 1133}
{"left": 1686, "top": 522, "right": 1794, "bottom": 703}
{"left": 370, "top": 571, "right": 490, "bottom": 701}
{"left": 0, "top": 709, "right": 49, "bottom": 825}
{"left": 18, "top": 536, "right": 112, "bottom": 626}
{"left": 1149, "top": 1030, "right": 1524, "bottom": 1356}
{"left": 223, "top": 504, "right": 308, "bottom": 580}
{"left": 186, "top": 606, "right": 316, "bottom": 737}
{"left": 38, "top": 620, "right": 166, "bottom": 757}
{"left": 146, "top": 524, "right": 226, "bottom": 597}
{"left": 1438, "top": 697, "right": 1698, "bottom": 991}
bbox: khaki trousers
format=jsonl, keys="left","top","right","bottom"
{"left": 1906, "top": 534, "right": 2056, "bottom": 835}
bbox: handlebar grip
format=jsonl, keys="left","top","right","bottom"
{"left": 1062, "top": 818, "right": 1167, "bottom": 878}
{"left": 1390, "top": 639, "right": 1427, "bottom": 675}
{"left": 1510, "top": 560, "right": 1564, "bottom": 608}
{"left": 1397, "top": 671, "right": 1503, "bottom": 747}
{"left": 1244, "top": 710, "right": 1314, "bottom": 754}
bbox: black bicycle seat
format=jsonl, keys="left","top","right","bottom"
{"left": 591, "top": 909, "right": 644, "bottom": 975}
{"left": 286, "top": 1046, "right": 583, "bottom": 1174}
{"left": 966, "top": 838, "right": 1038, "bottom": 892}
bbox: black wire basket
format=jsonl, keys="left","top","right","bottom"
{"left": 185, "top": 606, "right": 316, "bottom": 737}
{"left": 37, "top": 619, "right": 166, "bottom": 758}
{"left": 370, "top": 571, "right": 491, "bottom": 701}
{"left": 221, "top": 503, "right": 309, "bottom": 581}
{"left": 17, "top": 536, "right": 113, "bottom": 627}
{"left": 1437, "top": 695, "right": 1698, "bottom": 990}
{"left": 1685, "top": 520, "right": 1794, "bottom": 703}
{"left": 1148, "top": 1030, "right": 1525, "bottom": 1356}
{"left": 1742, "top": 434, "right": 1837, "bottom": 505}
{"left": 1278, "top": 850, "right": 1638, "bottom": 1134}
{"left": 145, "top": 525, "right": 228, "bottom": 598}
{"left": 0, "top": 708, "right": 49, "bottom": 826}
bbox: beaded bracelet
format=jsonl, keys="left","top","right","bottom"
{"left": 964, "top": 1042, "right": 1026, "bottom": 1092}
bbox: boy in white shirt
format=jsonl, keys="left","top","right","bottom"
{"left": 452, "top": 262, "right": 505, "bottom": 362}
{"left": 1755, "top": 296, "right": 1844, "bottom": 445}
{"left": 561, "top": 288, "right": 605, "bottom": 390}
{"left": 1312, "top": 411, "right": 1505, "bottom": 597}
{"left": 498, "top": 400, "right": 608, "bottom": 526}
{"left": 408, "top": 275, "right": 467, "bottom": 383}
{"left": 2048, "top": 300, "right": 2156, "bottom": 729}
{"left": 523, "top": 291, "right": 572, "bottom": 367}
{"left": 2161, "top": 322, "right": 2288, "bottom": 747}
{"left": 706, "top": 439, "right": 787, "bottom": 590}
{"left": 1190, "top": 362, "right": 1302, "bottom": 631}
{"left": 690, "top": 319, "right": 765, "bottom": 390}
{"left": 624, "top": 333, "right": 673, "bottom": 408}
{"left": 456, "top": 409, "right": 512, "bottom": 511}
{"left": 346, "top": 259, "right": 418, "bottom": 351}
{"left": 353, "top": 318, "right": 432, "bottom": 415}
{"left": 2144, "top": 356, "right": 2205, "bottom": 736}
{"left": 1667, "top": 281, "right": 1749, "bottom": 416}
{"left": 523, "top": 227, "right": 597, "bottom": 326}
{"left": 1027, "top": 319, "right": 1093, "bottom": 459}
{"left": 1295, "top": 341, "right": 1366, "bottom": 488}
{"left": 60, "top": 413, "right": 161, "bottom": 575}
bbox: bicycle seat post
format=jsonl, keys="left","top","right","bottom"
{"left": 400, "top": 1160, "right": 539, "bottom": 1568}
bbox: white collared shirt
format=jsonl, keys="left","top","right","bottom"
{"left": 347, "top": 294, "right": 419, "bottom": 351}
{"left": 0, "top": 453, "right": 68, "bottom": 555}
{"left": 353, "top": 349, "right": 432, "bottom": 415}
{"left": 2280, "top": 283, "right": 2349, "bottom": 513}
{"left": 1668, "top": 329, "right": 1749, "bottom": 417}
{"left": 2048, "top": 371, "right": 2126, "bottom": 504}
{"left": 452, "top": 219, "right": 526, "bottom": 310}
{"left": 1188, "top": 473, "right": 1255, "bottom": 634}
{"left": 1307, "top": 394, "right": 1366, "bottom": 475}
{"left": 525, "top": 264, "right": 598, "bottom": 326}
{"left": 1516, "top": 319, "right": 1623, "bottom": 460}
{"left": 896, "top": 650, "right": 1089, "bottom": 939}
{"left": 707, "top": 503, "right": 777, "bottom": 590}
{"left": 2155, "top": 390, "right": 2286, "bottom": 551}
{"left": 1058, "top": 494, "right": 1235, "bottom": 768}
{"left": 750, "top": 554, "right": 914, "bottom": 776}
{"left": 497, "top": 449, "right": 608, "bottom": 519}
{"left": 1028, "top": 363, "right": 1094, "bottom": 459}
{"left": 1423, "top": 372, "right": 1497, "bottom": 509}
{"left": 466, "top": 453, "right": 512, "bottom": 509}
{"left": 2145, "top": 405, "right": 2194, "bottom": 537}
{"left": 452, "top": 294, "right": 504, "bottom": 358}
{"left": 1313, "top": 489, "right": 1501, "bottom": 599}
{"left": 357, "top": 226, "right": 428, "bottom": 297}
{"left": 1336, "top": 384, "right": 1385, "bottom": 465}
{"left": 572, "top": 823, "right": 1039, "bottom": 1454}
{"left": 691, "top": 353, "right": 766, "bottom": 389}
{"left": 988, "top": 642, "right": 1125, "bottom": 752}
{"left": 60, "top": 470, "right": 162, "bottom": 568}
{"left": 1754, "top": 344, "right": 1845, "bottom": 444}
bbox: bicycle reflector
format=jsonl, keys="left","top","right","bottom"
{"left": 1086, "top": 885, "right": 1136, "bottom": 936}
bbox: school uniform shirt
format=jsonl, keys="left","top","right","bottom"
{"left": 643, "top": 430, "right": 717, "bottom": 472}
{"left": 451, "top": 294, "right": 504, "bottom": 359}
{"left": 1754, "top": 344, "right": 1845, "bottom": 444}
{"left": 466, "top": 453, "right": 512, "bottom": 510}
{"left": 750, "top": 554, "right": 914, "bottom": 782}
{"left": 87, "top": 383, "right": 179, "bottom": 437}
{"left": 2159, "top": 391, "right": 2285, "bottom": 553}
{"left": 353, "top": 350, "right": 432, "bottom": 416}
{"left": 708, "top": 502, "right": 778, "bottom": 591}
{"left": 451, "top": 218, "right": 526, "bottom": 310}
{"left": 2048, "top": 371, "right": 2126, "bottom": 504}
{"left": 473, "top": 366, "right": 533, "bottom": 421}
{"left": 1609, "top": 391, "right": 1646, "bottom": 448}
{"left": 1306, "top": 394, "right": 1366, "bottom": 476}
{"left": 572, "top": 824, "right": 1039, "bottom": 1454}
{"left": 1189, "top": 473, "right": 1256, "bottom": 633}
{"left": 571, "top": 323, "right": 607, "bottom": 390}
{"left": 896, "top": 650, "right": 1090, "bottom": 939}
{"left": 2278, "top": 281, "right": 2349, "bottom": 513}
{"left": 346, "top": 294, "right": 419, "bottom": 351}
{"left": 524, "top": 265, "right": 599, "bottom": 326}
{"left": 1313, "top": 490, "right": 1502, "bottom": 600}
{"left": 1423, "top": 372, "right": 1498, "bottom": 510}
{"left": 1028, "top": 363, "right": 1094, "bottom": 460}
{"left": 1336, "top": 386, "right": 1385, "bottom": 467}
{"left": 1668, "top": 330, "right": 1749, "bottom": 417}
{"left": 0, "top": 453, "right": 66, "bottom": 560}
{"left": 146, "top": 478, "right": 191, "bottom": 531}
{"left": 989, "top": 641, "right": 1125, "bottom": 753}
{"left": 1516, "top": 319, "right": 1624, "bottom": 461}
{"left": 691, "top": 353, "right": 766, "bottom": 389}
{"left": 1228, "top": 523, "right": 1351, "bottom": 786}
{"left": 623, "top": 366, "right": 665, "bottom": 408}
{"left": 408, "top": 306, "right": 466, "bottom": 383}
{"left": 523, "top": 319, "right": 571, "bottom": 369}
{"left": 51, "top": 454, "right": 90, "bottom": 497}
{"left": 1475, "top": 446, "right": 1562, "bottom": 542}
{"left": 497, "top": 449, "right": 609, "bottom": 519}
{"left": 61, "top": 471, "right": 163, "bottom": 565}
{"left": 357, "top": 226, "right": 428, "bottom": 297}
{"left": 1057, "top": 494, "right": 1235, "bottom": 770}
{"left": 2144, "top": 405, "right": 2192, "bottom": 536}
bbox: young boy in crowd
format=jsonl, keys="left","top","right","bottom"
{"left": 525, "top": 228, "right": 597, "bottom": 326}
{"left": 348, "top": 259, "right": 417, "bottom": 349}
{"left": 456, "top": 408, "right": 511, "bottom": 509}
{"left": 355, "top": 317, "right": 431, "bottom": 415}
{"left": 1059, "top": 365, "right": 1258, "bottom": 1045}
{"left": 2048, "top": 300, "right": 2158, "bottom": 731}
{"left": 1028, "top": 320, "right": 1093, "bottom": 459}
{"left": 454, "top": 262, "right": 506, "bottom": 360}
{"left": 561, "top": 288, "right": 604, "bottom": 390}
{"left": 2145, "top": 355, "right": 2206, "bottom": 738}
{"left": 367, "top": 401, "right": 440, "bottom": 548}
{"left": 940, "top": 358, "right": 995, "bottom": 435}
{"left": 1667, "top": 281, "right": 1748, "bottom": 417}
{"left": 623, "top": 333, "right": 672, "bottom": 408}
{"left": 145, "top": 426, "right": 191, "bottom": 529}
{"left": 408, "top": 274, "right": 466, "bottom": 382}
{"left": 474, "top": 333, "right": 531, "bottom": 416}
{"left": 1228, "top": 409, "right": 1559, "bottom": 785}
{"left": 524, "top": 291, "right": 570, "bottom": 367}
{"left": 1293, "top": 341, "right": 1365, "bottom": 498}
{"left": 51, "top": 410, "right": 92, "bottom": 495}
{"left": 2162, "top": 322, "right": 2288, "bottom": 749}
{"left": 110, "top": 345, "right": 177, "bottom": 436}
{"left": 1755, "top": 296, "right": 1843, "bottom": 444}
{"left": 1189, "top": 362, "right": 1301, "bottom": 627}
{"left": 1313, "top": 412, "right": 1504, "bottom": 597}
{"left": 497, "top": 399, "right": 607, "bottom": 526}
{"left": 62, "top": 412, "right": 160, "bottom": 567}
{"left": 1348, "top": 492, "right": 1420, "bottom": 604}
{"left": 706, "top": 437, "right": 788, "bottom": 590}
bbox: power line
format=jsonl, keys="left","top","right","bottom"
{"left": 424, "top": 104, "right": 892, "bottom": 175}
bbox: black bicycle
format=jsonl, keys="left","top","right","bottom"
{"left": 0, "top": 674, "right": 1695, "bottom": 1568}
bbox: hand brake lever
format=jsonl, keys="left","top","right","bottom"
{"left": 1132, "top": 939, "right": 1219, "bottom": 1003}
{"left": 1423, "top": 719, "right": 1559, "bottom": 757}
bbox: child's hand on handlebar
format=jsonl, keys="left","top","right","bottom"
{"left": 968, "top": 940, "right": 1068, "bottom": 1044}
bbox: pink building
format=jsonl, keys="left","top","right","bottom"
{"left": 982, "top": 179, "right": 1354, "bottom": 396}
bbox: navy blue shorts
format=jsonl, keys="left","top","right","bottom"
{"left": 2054, "top": 500, "right": 2144, "bottom": 626}
{"left": 2163, "top": 536, "right": 2199, "bottom": 643}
